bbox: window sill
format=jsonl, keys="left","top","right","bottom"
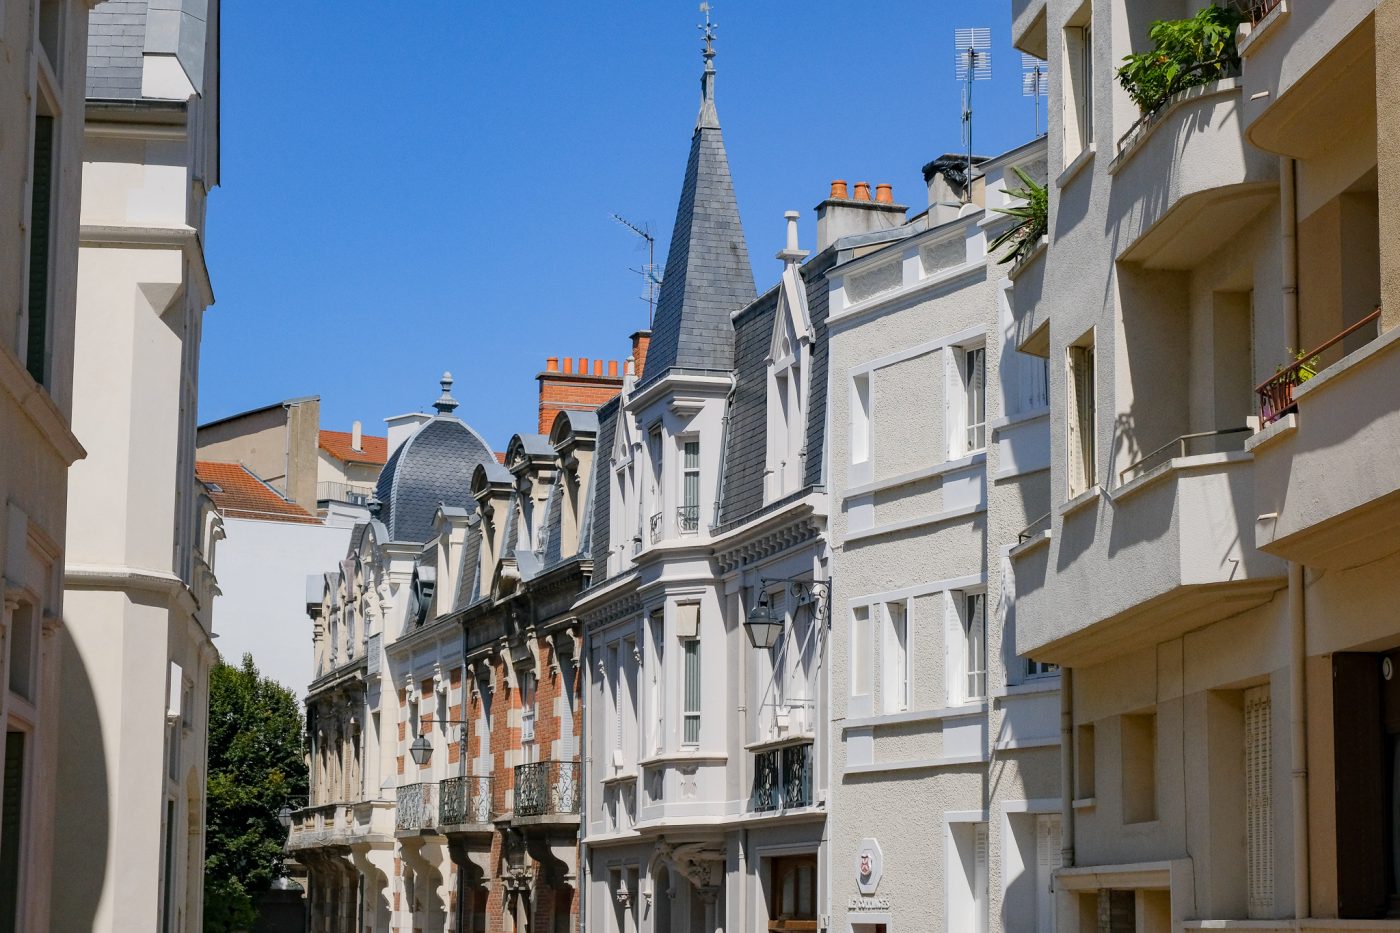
{"left": 1071, "top": 796, "right": 1097, "bottom": 810}
{"left": 991, "top": 674, "right": 1061, "bottom": 699}
{"left": 842, "top": 701, "right": 987, "bottom": 732}
{"left": 637, "top": 750, "right": 728, "bottom": 767}
{"left": 1056, "top": 144, "right": 1096, "bottom": 189}
{"left": 744, "top": 733, "right": 816, "bottom": 753}
{"left": 1058, "top": 485, "right": 1102, "bottom": 519}
{"left": 601, "top": 770, "right": 638, "bottom": 788}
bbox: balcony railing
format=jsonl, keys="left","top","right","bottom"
{"left": 1241, "top": 0, "right": 1282, "bottom": 25}
{"left": 751, "top": 741, "right": 814, "bottom": 813}
{"left": 514, "top": 760, "right": 580, "bottom": 818}
{"left": 649, "top": 511, "right": 664, "bottom": 544}
{"left": 1017, "top": 511, "right": 1052, "bottom": 544}
{"left": 396, "top": 782, "right": 437, "bottom": 832}
{"left": 316, "top": 481, "right": 375, "bottom": 505}
{"left": 439, "top": 774, "right": 494, "bottom": 825}
{"left": 1256, "top": 308, "right": 1382, "bottom": 426}
{"left": 677, "top": 504, "right": 699, "bottom": 534}
{"left": 1118, "top": 427, "right": 1251, "bottom": 485}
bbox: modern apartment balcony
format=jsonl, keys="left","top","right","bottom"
{"left": 750, "top": 739, "right": 815, "bottom": 814}
{"left": 316, "top": 480, "right": 374, "bottom": 506}
{"left": 1010, "top": 0, "right": 1047, "bottom": 58}
{"left": 1011, "top": 440, "right": 1285, "bottom": 666}
{"left": 1111, "top": 77, "right": 1277, "bottom": 271}
{"left": 437, "top": 774, "right": 495, "bottom": 837}
{"left": 1007, "top": 240, "right": 1049, "bottom": 357}
{"left": 1249, "top": 313, "right": 1400, "bottom": 569}
{"left": 395, "top": 782, "right": 439, "bottom": 836}
{"left": 512, "top": 760, "right": 580, "bottom": 827}
{"left": 1240, "top": 0, "right": 1377, "bottom": 159}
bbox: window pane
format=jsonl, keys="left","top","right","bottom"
{"left": 965, "top": 347, "right": 986, "bottom": 451}
{"left": 966, "top": 594, "right": 986, "bottom": 700}
{"left": 683, "top": 639, "right": 701, "bottom": 744}
{"left": 8, "top": 605, "right": 35, "bottom": 701}
{"left": 883, "top": 602, "right": 908, "bottom": 713}
{"left": 26, "top": 116, "right": 54, "bottom": 385}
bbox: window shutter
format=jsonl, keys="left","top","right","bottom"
{"left": 1066, "top": 350, "right": 1084, "bottom": 493}
{"left": 975, "top": 823, "right": 990, "bottom": 933}
{"left": 1333, "top": 653, "right": 1386, "bottom": 918}
{"left": 1244, "top": 685, "right": 1273, "bottom": 918}
{"left": 1036, "top": 815, "right": 1062, "bottom": 933}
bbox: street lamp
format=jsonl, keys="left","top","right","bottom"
{"left": 276, "top": 805, "right": 294, "bottom": 829}
{"left": 407, "top": 719, "right": 472, "bottom": 768}
{"left": 745, "top": 578, "right": 830, "bottom": 650}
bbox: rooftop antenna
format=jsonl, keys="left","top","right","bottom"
{"left": 612, "top": 214, "right": 662, "bottom": 328}
{"left": 1022, "top": 53, "right": 1048, "bottom": 137}
{"left": 955, "top": 27, "right": 992, "bottom": 204}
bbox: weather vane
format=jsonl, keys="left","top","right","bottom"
{"left": 699, "top": 2, "right": 717, "bottom": 58}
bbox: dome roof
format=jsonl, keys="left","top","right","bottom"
{"left": 372, "top": 374, "right": 495, "bottom": 544}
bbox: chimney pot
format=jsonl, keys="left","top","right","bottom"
{"left": 876, "top": 183, "right": 894, "bottom": 204}
{"left": 853, "top": 182, "right": 872, "bottom": 202}
{"left": 577, "top": 356, "right": 588, "bottom": 375}
{"left": 830, "top": 180, "right": 849, "bottom": 200}
{"left": 563, "top": 357, "right": 574, "bottom": 374}
{"left": 593, "top": 359, "right": 603, "bottom": 376}
{"left": 546, "top": 356, "right": 559, "bottom": 373}
{"left": 784, "top": 210, "right": 801, "bottom": 252}
{"left": 352, "top": 420, "right": 363, "bottom": 452}
{"left": 608, "top": 360, "right": 618, "bottom": 377}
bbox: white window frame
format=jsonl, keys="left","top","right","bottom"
{"left": 947, "top": 340, "right": 988, "bottom": 459}
{"left": 881, "top": 599, "right": 910, "bottom": 714}
{"left": 681, "top": 636, "right": 701, "bottom": 746}
{"left": 948, "top": 590, "right": 988, "bottom": 705}
{"left": 679, "top": 437, "right": 700, "bottom": 534}
{"left": 849, "top": 605, "right": 873, "bottom": 715}
{"left": 519, "top": 671, "right": 536, "bottom": 745}
{"left": 1062, "top": 1, "right": 1094, "bottom": 163}
{"left": 849, "top": 373, "right": 873, "bottom": 482}
{"left": 1066, "top": 331, "right": 1097, "bottom": 497}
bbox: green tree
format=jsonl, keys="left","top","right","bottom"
{"left": 204, "top": 655, "right": 307, "bottom": 933}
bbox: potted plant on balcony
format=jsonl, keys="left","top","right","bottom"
{"left": 990, "top": 166, "right": 1048, "bottom": 266}
{"left": 1117, "top": 4, "right": 1244, "bottom": 116}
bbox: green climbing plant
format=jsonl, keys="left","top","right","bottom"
{"left": 1116, "top": 5, "right": 1244, "bottom": 115}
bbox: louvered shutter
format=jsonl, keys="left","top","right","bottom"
{"left": 1036, "top": 815, "right": 1062, "bottom": 933}
{"left": 975, "top": 823, "right": 990, "bottom": 933}
{"left": 1244, "top": 685, "right": 1273, "bottom": 918}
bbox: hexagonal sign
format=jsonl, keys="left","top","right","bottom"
{"left": 854, "top": 837, "right": 883, "bottom": 895}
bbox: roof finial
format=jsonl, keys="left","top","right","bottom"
{"left": 433, "top": 371, "right": 459, "bottom": 414}
{"left": 696, "top": 3, "right": 719, "bottom": 130}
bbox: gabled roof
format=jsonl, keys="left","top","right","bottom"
{"left": 319, "top": 430, "right": 388, "bottom": 466}
{"left": 638, "top": 45, "right": 755, "bottom": 386}
{"left": 196, "top": 461, "right": 320, "bottom": 525}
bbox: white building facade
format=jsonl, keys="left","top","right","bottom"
{"left": 824, "top": 140, "right": 1059, "bottom": 933}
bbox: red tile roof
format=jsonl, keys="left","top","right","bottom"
{"left": 319, "top": 429, "right": 388, "bottom": 466}
{"left": 196, "top": 462, "right": 320, "bottom": 524}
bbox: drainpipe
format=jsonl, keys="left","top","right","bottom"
{"left": 1289, "top": 563, "right": 1309, "bottom": 921}
{"left": 579, "top": 632, "right": 589, "bottom": 933}
{"left": 1281, "top": 154, "right": 1310, "bottom": 921}
{"left": 1060, "top": 667, "right": 1075, "bottom": 869}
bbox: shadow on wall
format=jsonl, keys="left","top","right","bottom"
{"left": 48, "top": 623, "right": 109, "bottom": 931}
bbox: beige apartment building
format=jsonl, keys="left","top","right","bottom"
{"left": 53, "top": 1, "right": 223, "bottom": 930}
{"left": 1005, "top": 0, "right": 1400, "bottom": 928}
{"left": 0, "top": 1, "right": 100, "bottom": 930}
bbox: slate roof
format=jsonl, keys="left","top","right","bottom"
{"left": 588, "top": 396, "right": 620, "bottom": 570}
{"left": 639, "top": 54, "right": 755, "bottom": 386}
{"left": 374, "top": 415, "right": 495, "bottom": 545}
{"left": 87, "top": 0, "right": 148, "bottom": 98}
{"left": 319, "top": 430, "right": 388, "bottom": 466}
{"left": 196, "top": 461, "right": 319, "bottom": 525}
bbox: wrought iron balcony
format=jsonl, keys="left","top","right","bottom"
{"left": 751, "top": 741, "right": 814, "bottom": 813}
{"left": 395, "top": 782, "right": 437, "bottom": 833}
{"left": 439, "top": 774, "right": 494, "bottom": 826}
{"left": 677, "top": 504, "right": 699, "bottom": 534}
{"left": 513, "top": 760, "right": 580, "bottom": 818}
{"left": 649, "top": 511, "right": 664, "bottom": 544}
{"left": 1257, "top": 308, "right": 1381, "bottom": 426}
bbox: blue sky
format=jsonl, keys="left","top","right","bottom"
{"left": 201, "top": 0, "right": 1041, "bottom": 450}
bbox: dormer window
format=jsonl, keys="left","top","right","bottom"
{"left": 766, "top": 227, "right": 813, "bottom": 502}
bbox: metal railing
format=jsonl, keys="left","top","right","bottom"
{"left": 1256, "top": 308, "right": 1382, "bottom": 426}
{"left": 751, "top": 741, "right": 814, "bottom": 813}
{"left": 1241, "top": 0, "right": 1283, "bottom": 25}
{"left": 316, "top": 481, "right": 375, "bottom": 505}
{"left": 1118, "top": 427, "right": 1251, "bottom": 485}
{"left": 395, "top": 782, "right": 437, "bottom": 832}
{"left": 649, "top": 511, "right": 664, "bottom": 544}
{"left": 513, "top": 760, "right": 580, "bottom": 818}
{"left": 677, "top": 504, "right": 699, "bottom": 534}
{"left": 1017, "top": 512, "right": 1052, "bottom": 544}
{"left": 439, "top": 774, "right": 494, "bottom": 825}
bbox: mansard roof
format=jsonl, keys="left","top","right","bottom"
{"left": 638, "top": 47, "right": 755, "bottom": 386}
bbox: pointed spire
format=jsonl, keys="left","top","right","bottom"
{"left": 697, "top": 3, "right": 719, "bottom": 130}
{"left": 433, "top": 371, "right": 459, "bottom": 414}
{"left": 640, "top": 8, "right": 755, "bottom": 386}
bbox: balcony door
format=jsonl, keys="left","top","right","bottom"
{"left": 768, "top": 855, "right": 817, "bottom": 931}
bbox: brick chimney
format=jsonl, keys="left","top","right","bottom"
{"left": 537, "top": 351, "right": 626, "bottom": 434}
{"left": 816, "top": 179, "right": 907, "bottom": 251}
{"left": 630, "top": 330, "right": 651, "bottom": 380}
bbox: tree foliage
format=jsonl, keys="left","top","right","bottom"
{"left": 1116, "top": 5, "right": 1243, "bottom": 114}
{"left": 990, "top": 166, "right": 1049, "bottom": 266}
{"left": 204, "top": 655, "right": 307, "bottom": 933}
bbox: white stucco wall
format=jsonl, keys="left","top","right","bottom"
{"left": 212, "top": 516, "right": 351, "bottom": 696}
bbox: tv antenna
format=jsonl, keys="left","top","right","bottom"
{"left": 955, "top": 27, "right": 992, "bottom": 204}
{"left": 1022, "top": 53, "right": 1048, "bottom": 137}
{"left": 612, "top": 214, "right": 662, "bottom": 328}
